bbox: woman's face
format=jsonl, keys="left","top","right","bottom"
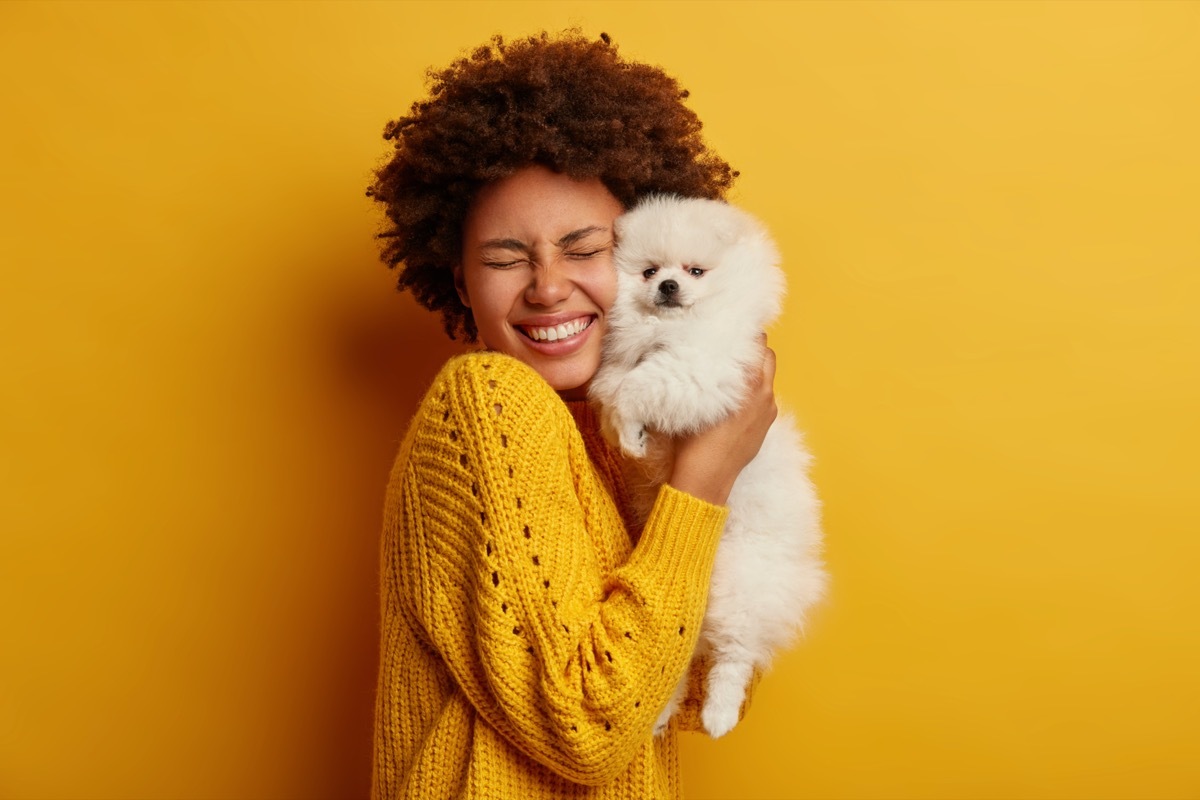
{"left": 457, "top": 165, "right": 624, "bottom": 399}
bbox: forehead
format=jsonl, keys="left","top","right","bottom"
{"left": 464, "top": 165, "right": 624, "bottom": 242}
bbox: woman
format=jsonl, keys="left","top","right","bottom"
{"left": 368, "top": 32, "right": 778, "bottom": 799}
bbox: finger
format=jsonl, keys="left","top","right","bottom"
{"left": 762, "top": 346, "right": 777, "bottom": 381}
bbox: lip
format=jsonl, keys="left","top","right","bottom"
{"left": 514, "top": 313, "right": 597, "bottom": 356}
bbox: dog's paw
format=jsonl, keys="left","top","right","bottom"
{"left": 700, "top": 694, "right": 742, "bottom": 739}
{"left": 701, "top": 660, "right": 753, "bottom": 738}
{"left": 618, "top": 422, "right": 648, "bottom": 459}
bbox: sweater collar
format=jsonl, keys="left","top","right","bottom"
{"left": 564, "top": 399, "right": 600, "bottom": 436}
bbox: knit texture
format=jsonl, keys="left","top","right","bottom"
{"left": 371, "top": 352, "right": 734, "bottom": 799}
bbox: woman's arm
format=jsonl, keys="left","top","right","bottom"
{"left": 391, "top": 353, "right": 729, "bottom": 785}
{"left": 668, "top": 340, "right": 778, "bottom": 506}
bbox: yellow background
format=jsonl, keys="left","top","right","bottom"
{"left": 2, "top": 1, "right": 1198, "bottom": 798}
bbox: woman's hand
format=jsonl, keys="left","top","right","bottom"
{"left": 668, "top": 337, "right": 778, "bottom": 506}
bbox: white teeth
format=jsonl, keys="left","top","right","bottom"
{"left": 523, "top": 317, "right": 590, "bottom": 342}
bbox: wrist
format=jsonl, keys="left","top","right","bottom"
{"left": 667, "top": 471, "right": 733, "bottom": 507}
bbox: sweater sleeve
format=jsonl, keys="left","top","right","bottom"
{"left": 395, "top": 353, "right": 728, "bottom": 786}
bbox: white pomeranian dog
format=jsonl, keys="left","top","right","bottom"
{"left": 589, "top": 195, "right": 827, "bottom": 738}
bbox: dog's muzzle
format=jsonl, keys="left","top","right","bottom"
{"left": 654, "top": 278, "right": 683, "bottom": 308}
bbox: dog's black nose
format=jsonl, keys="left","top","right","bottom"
{"left": 658, "top": 279, "right": 679, "bottom": 296}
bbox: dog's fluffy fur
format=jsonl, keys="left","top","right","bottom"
{"left": 589, "top": 195, "right": 827, "bottom": 738}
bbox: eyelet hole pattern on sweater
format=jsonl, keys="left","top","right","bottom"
{"left": 473, "top": 371, "right": 556, "bottom": 672}
{"left": 373, "top": 353, "right": 742, "bottom": 798}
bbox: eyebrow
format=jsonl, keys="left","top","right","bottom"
{"left": 479, "top": 226, "right": 609, "bottom": 252}
{"left": 557, "top": 226, "right": 608, "bottom": 248}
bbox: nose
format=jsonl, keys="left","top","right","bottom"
{"left": 658, "top": 279, "right": 679, "bottom": 297}
{"left": 525, "top": 261, "right": 572, "bottom": 307}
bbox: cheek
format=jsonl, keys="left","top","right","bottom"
{"left": 463, "top": 269, "right": 518, "bottom": 335}
{"left": 590, "top": 262, "right": 619, "bottom": 312}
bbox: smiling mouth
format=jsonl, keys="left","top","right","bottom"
{"left": 518, "top": 316, "right": 594, "bottom": 342}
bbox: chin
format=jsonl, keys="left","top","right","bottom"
{"left": 589, "top": 194, "right": 827, "bottom": 739}
{"left": 535, "top": 355, "right": 599, "bottom": 399}
{"left": 505, "top": 315, "right": 604, "bottom": 398}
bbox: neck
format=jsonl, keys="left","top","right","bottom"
{"left": 558, "top": 383, "right": 590, "bottom": 402}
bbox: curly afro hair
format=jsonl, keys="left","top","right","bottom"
{"left": 367, "top": 30, "right": 738, "bottom": 341}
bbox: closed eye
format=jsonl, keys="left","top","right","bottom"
{"left": 567, "top": 249, "right": 606, "bottom": 260}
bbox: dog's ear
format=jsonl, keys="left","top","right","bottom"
{"left": 686, "top": 198, "right": 740, "bottom": 245}
{"left": 612, "top": 214, "right": 628, "bottom": 243}
{"left": 712, "top": 208, "right": 749, "bottom": 246}
{"left": 715, "top": 221, "right": 740, "bottom": 244}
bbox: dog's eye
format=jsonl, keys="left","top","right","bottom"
{"left": 642, "top": 267, "right": 658, "bottom": 279}
{"left": 688, "top": 267, "right": 705, "bottom": 277}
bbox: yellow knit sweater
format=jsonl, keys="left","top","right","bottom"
{"left": 371, "top": 352, "right": 737, "bottom": 799}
